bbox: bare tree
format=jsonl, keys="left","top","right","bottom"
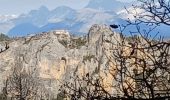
{"left": 59, "top": 75, "right": 114, "bottom": 100}
{"left": 2, "top": 56, "right": 47, "bottom": 100}
{"left": 59, "top": 34, "right": 170, "bottom": 100}
{"left": 128, "top": 0, "right": 170, "bottom": 26}
{"left": 59, "top": 0, "right": 170, "bottom": 99}
{"left": 111, "top": 34, "right": 170, "bottom": 99}
{"left": 5, "top": 68, "right": 38, "bottom": 100}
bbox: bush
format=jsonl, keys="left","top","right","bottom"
{"left": 0, "top": 93, "right": 7, "bottom": 100}
{"left": 58, "top": 40, "right": 68, "bottom": 47}
{"left": 70, "top": 37, "right": 87, "bottom": 49}
{"left": 83, "top": 54, "right": 95, "bottom": 62}
{"left": 0, "top": 33, "right": 10, "bottom": 42}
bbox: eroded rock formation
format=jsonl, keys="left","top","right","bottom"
{"left": 0, "top": 24, "right": 122, "bottom": 98}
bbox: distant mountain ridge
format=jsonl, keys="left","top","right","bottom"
{"left": 85, "top": 0, "right": 129, "bottom": 11}
{"left": 7, "top": 6, "right": 121, "bottom": 36}
{"left": 8, "top": 23, "right": 39, "bottom": 36}
{"left": 1, "top": 0, "right": 170, "bottom": 37}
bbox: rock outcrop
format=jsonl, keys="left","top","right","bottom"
{"left": 0, "top": 24, "right": 121, "bottom": 98}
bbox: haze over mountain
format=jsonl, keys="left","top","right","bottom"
{"left": 0, "top": 0, "right": 170, "bottom": 38}
{"left": 86, "top": 0, "right": 129, "bottom": 11}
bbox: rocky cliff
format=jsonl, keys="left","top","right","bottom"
{"left": 0, "top": 24, "right": 121, "bottom": 98}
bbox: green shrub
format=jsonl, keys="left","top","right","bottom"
{"left": 0, "top": 93, "right": 7, "bottom": 100}
{"left": 56, "top": 91, "right": 67, "bottom": 100}
{"left": 0, "top": 33, "right": 10, "bottom": 42}
{"left": 83, "top": 54, "right": 95, "bottom": 62}
{"left": 70, "top": 37, "right": 87, "bottom": 49}
{"left": 58, "top": 40, "right": 68, "bottom": 47}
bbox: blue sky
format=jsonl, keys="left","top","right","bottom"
{"left": 0, "top": 0, "right": 134, "bottom": 15}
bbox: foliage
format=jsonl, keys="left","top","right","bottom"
{"left": 83, "top": 54, "right": 95, "bottom": 62}
{"left": 0, "top": 33, "right": 10, "bottom": 41}
{"left": 69, "top": 37, "right": 87, "bottom": 49}
{"left": 59, "top": 37, "right": 87, "bottom": 49}
{"left": 58, "top": 40, "right": 68, "bottom": 48}
{"left": 2, "top": 56, "right": 48, "bottom": 100}
{"left": 56, "top": 91, "right": 67, "bottom": 100}
{"left": 0, "top": 93, "right": 7, "bottom": 100}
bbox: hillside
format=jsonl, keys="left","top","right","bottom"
{"left": 0, "top": 24, "right": 121, "bottom": 99}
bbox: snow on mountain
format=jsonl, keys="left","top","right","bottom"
{"left": 4, "top": 0, "right": 170, "bottom": 37}
{"left": 47, "top": 6, "right": 77, "bottom": 23}
{"left": 85, "top": 0, "right": 130, "bottom": 12}
{"left": 50, "top": 6, "right": 77, "bottom": 20}
{"left": 117, "top": 6, "right": 144, "bottom": 20}
{"left": 5, "top": 0, "right": 136, "bottom": 37}
{"left": 5, "top": 0, "right": 132, "bottom": 36}
{"left": 0, "top": 15, "right": 17, "bottom": 34}
{"left": 76, "top": 8, "right": 115, "bottom": 33}
{"left": 8, "top": 5, "right": 121, "bottom": 36}
{"left": 7, "top": 6, "right": 77, "bottom": 36}
{"left": 0, "top": 15, "right": 18, "bottom": 23}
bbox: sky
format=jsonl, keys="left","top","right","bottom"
{"left": 0, "top": 0, "right": 134, "bottom": 15}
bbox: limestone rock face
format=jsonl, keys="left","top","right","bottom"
{"left": 0, "top": 25, "right": 121, "bottom": 97}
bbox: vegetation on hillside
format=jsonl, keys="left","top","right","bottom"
{"left": 59, "top": 37, "right": 87, "bottom": 49}
{"left": 0, "top": 33, "right": 10, "bottom": 41}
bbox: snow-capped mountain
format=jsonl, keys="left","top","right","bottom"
{"left": 0, "top": 15, "right": 18, "bottom": 23}
{"left": 49, "top": 6, "right": 77, "bottom": 21}
{"left": 13, "top": 6, "right": 50, "bottom": 27}
{"left": 7, "top": 5, "right": 125, "bottom": 36}
{"left": 7, "top": 6, "right": 79, "bottom": 36}
{"left": 0, "top": 15, "right": 18, "bottom": 34}
{"left": 4, "top": 0, "right": 132, "bottom": 36}
{"left": 85, "top": 0, "right": 130, "bottom": 11}
{"left": 2, "top": 0, "right": 170, "bottom": 37}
